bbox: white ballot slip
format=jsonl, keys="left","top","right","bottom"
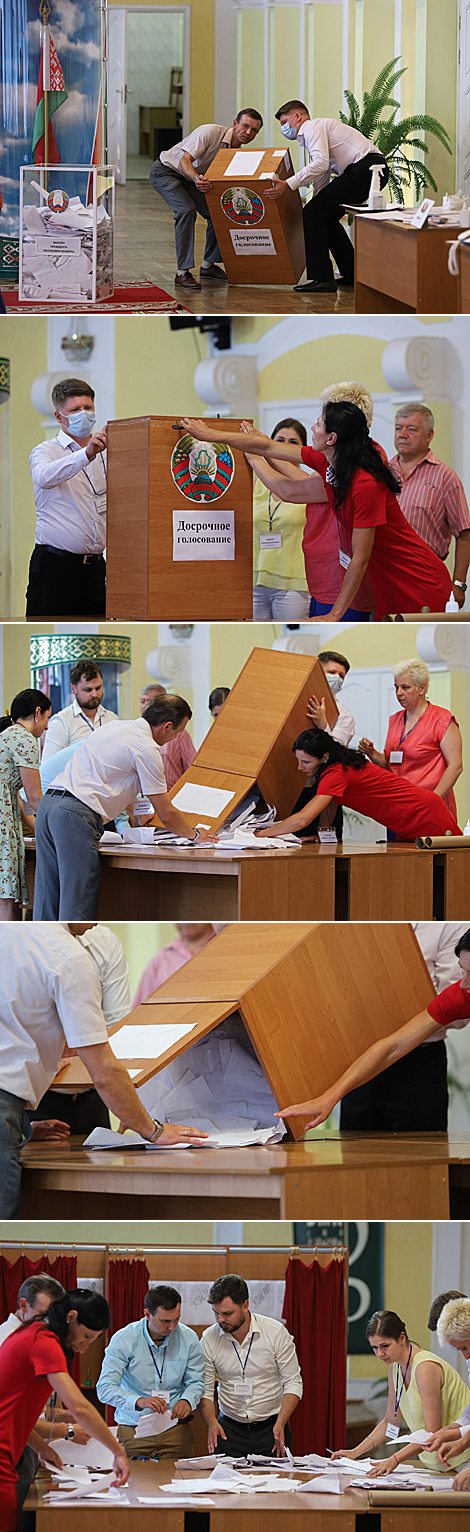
{"left": 53, "top": 1437, "right": 116, "bottom": 1470}
{"left": 84, "top": 1127, "right": 190, "bottom": 1150}
{"left": 109, "top": 1021, "right": 197, "bottom": 1060}
{"left": 224, "top": 151, "right": 264, "bottom": 175}
{"left": 172, "top": 783, "right": 236, "bottom": 816}
{"left": 297, "top": 1476, "right": 343, "bottom": 1495}
{"left": 134, "top": 1408, "right": 174, "bottom": 1437}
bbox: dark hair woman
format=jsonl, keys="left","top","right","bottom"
{"left": 0, "top": 690, "right": 51, "bottom": 921}
{"left": 0, "top": 1290, "right": 128, "bottom": 1530}
{"left": 328, "top": 1308, "right": 470, "bottom": 1477}
{"left": 180, "top": 405, "right": 452, "bottom": 620}
{"left": 253, "top": 728, "right": 461, "bottom": 843}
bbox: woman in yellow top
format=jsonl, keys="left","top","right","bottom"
{"left": 330, "top": 1308, "right": 470, "bottom": 1475}
{"left": 251, "top": 418, "right": 311, "bottom": 620}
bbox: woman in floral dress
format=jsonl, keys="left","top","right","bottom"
{"left": 0, "top": 689, "right": 51, "bottom": 919}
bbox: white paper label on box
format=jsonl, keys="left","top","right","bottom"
{"left": 172, "top": 783, "right": 236, "bottom": 817}
{"left": 224, "top": 150, "right": 264, "bottom": 176}
{"left": 230, "top": 228, "right": 277, "bottom": 256}
{"left": 35, "top": 235, "right": 82, "bottom": 254}
{"left": 173, "top": 508, "right": 235, "bottom": 561}
{"left": 110, "top": 1022, "right": 197, "bottom": 1060}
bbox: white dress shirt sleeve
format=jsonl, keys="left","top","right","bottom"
{"left": 202, "top": 1333, "right": 218, "bottom": 1401}
{"left": 30, "top": 441, "right": 91, "bottom": 488}
{"left": 329, "top": 701, "right": 356, "bottom": 748}
{"left": 41, "top": 713, "right": 70, "bottom": 760}
{"left": 272, "top": 1325, "right": 303, "bottom": 1399}
{"left": 287, "top": 120, "right": 331, "bottom": 191}
{"left": 78, "top": 928, "right": 131, "bottom": 1030}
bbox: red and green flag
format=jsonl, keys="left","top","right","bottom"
{"left": 32, "top": 28, "right": 68, "bottom": 165}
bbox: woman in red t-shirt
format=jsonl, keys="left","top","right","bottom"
{"left": 180, "top": 405, "right": 451, "bottom": 620}
{"left": 254, "top": 728, "right": 461, "bottom": 843}
{"left": 0, "top": 1289, "right": 128, "bottom": 1531}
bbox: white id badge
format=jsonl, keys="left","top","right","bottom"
{"left": 318, "top": 829, "right": 338, "bottom": 844}
{"left": 153, "top": 1388, "right": 170, "bottom": 1403}
{"left": 339, "top": 550, "right": 351, "bottom": 569}
{"left": 134, "top": 797, "right": 153, "bottom": 815}
{"left": 93, "top": 490, "right": 107, "bottom": 515}
{"left": 385, "top": 1422, "right": 400, "bottom": 1441}
{"left": 259, "top": 533, "right": 282, "bottom": 549}
{"left": 389, "top": 751, "right": 403, "bottom": 764}
{"left": 233, "top": 1380, "right": 253, "bottom": 1397}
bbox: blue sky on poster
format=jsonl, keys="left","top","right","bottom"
{"left": 1, "top": 0, "right": 101, "bottom": 234}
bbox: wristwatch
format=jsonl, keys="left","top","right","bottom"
{"left": 453, "top": 580, "right": 467, "bottom": 591}
{"left": 148, "top": 1119, "right": 164, "bottom": 1142}
{"left": 66, "top": 1425, "right": 75, "bottom": 1440}
{"left": 190, "top": 828, "right": 200, "bottom": 842}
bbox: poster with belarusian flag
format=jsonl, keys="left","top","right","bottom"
{"left": 32, "top": 28, "right": 68, "bottom": 164}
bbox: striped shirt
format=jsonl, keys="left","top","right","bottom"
{"left": 389, "top": 451, "right": 470, "bottom": 558}
{"left": 160, "top": 728, "right": 196, "bottom": 789}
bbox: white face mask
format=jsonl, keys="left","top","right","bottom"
{"left": 325, "top": 672, "right": 343, "bottom": 696}
{"left": 64, "top": 408, "right": 96, "bottom": 438}
{"left": 281, "top": 121, "right": 297, "bottom": 140}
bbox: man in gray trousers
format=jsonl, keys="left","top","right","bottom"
{"left": 150, "top": 108, "right": 263, "bottom": 291}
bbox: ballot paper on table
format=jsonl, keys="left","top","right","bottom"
{"left": 134, "top": 1408, "right": 175, "bottom": 1437}
{"left": 297, "top": 1476, "right": 343, "bottom": 1495}
{"left": 84, "top": 1127, "right": 190, "bottom": 1150}
{"left": 53, "top": 1436, "right": 117, "bottom": 1469}
{"left": 224, "top": 151, "right": 264, "bottom": 175}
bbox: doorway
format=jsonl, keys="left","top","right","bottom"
{"left": 108, "top": 6, "right": 189, "bottom": 185}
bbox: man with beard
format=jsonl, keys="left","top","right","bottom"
{"left": 198, "top": 1274, "right": 302, "bottom": 1458}
{"left": 41, "top": 661, "right": 117, "bottom": 762}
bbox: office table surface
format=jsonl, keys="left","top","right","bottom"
{"left": 353, "top": 216, "right": 459, "bottom": 312}
{"left": 24, "top": 1456, "right": 470, "bottom": 1529}
{"left": 20, "top": 1132, "right": 470, "bottom": 1220}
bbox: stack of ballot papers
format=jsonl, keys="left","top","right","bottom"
{"left": 163, "top": 1462, "right": 303, "bottom": 1494}
{"left": 84, "top": 1120, "right": 285, "bottom": 1150}
{"left": 136, "top": 1013, "right": 284, "bottom": 1130}
{"left": 22, "top": 195, "right": 112, "bottom": 300}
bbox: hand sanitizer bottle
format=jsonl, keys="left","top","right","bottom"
{"left": 445, "top": 592, "right": 459, "bottom": 612}
{"left": 368, "top": 166, "right": 386, "bottom": 211}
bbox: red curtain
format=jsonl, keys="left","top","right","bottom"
{"left": 108, "top": 1258, "right": 150, "bottom": 1335}
{"left": 282, "top": 1257, "right": 346, "bottom": 1455}
{"left": 0, "top": 1252, "right": 80, "bottom": 1382}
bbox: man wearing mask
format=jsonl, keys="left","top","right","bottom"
{"left": 266, "top": 102, "right": 387, "bottom": 294}
{"left": 306, "top": 650, "right": 355, "bottom": 747}
{"left": 27, "top": 378, "right": 107, "bottom": 619}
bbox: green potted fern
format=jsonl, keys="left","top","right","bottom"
{"left": 340, "top": 57, "right": 452, "bottom": 204}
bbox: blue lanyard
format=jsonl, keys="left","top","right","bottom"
{"left": 80, "top": 710, "right": 102, "bottom": 732}
{"left": 397, "top": 704, "right": 429, "bottom": 751}
{"left": 267, "top": 492, "right": 282, "bottom": 532}
{"left": 81, "top": 453, "right": 107, "bottom": 495}
{"left": 145, "top": 1333, "right": 167, "bottom": 1388}
{"left": 333, "top": 500, "right": 351, "bottom": 556}
{"left": 394, "top": 1345, "right": 412, "bottom": 1420}
{"left": 230, "top": 1333, "right": 254, "bottom": 1377}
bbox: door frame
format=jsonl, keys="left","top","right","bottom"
{"left": 107, "top": 3, "right": 191, "bottom": 165}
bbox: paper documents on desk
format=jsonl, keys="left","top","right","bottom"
{"left": 83, "top": 1127, "right": 189, "bottom": 1150}
{"left": 53, "top": 1435, "right": 117, "bottom": 1470}
{"left": 120, "top": 802, "right": 299, "bottom": 850}
{"left": 134, "top": 1408, "right": 175, "bottom": 1437}
{"left": 164, "top": 1463, "right": 302, "bottom": 1494}
{"left": 84, "top": 1120, "right": 285, "bottom": 1151}
{"left": 297, "top": 1476, "right": 343, "bottom": 1494}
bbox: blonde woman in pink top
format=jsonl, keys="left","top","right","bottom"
{"left": 360, "top": 658, "right": 463, "bottom": 821}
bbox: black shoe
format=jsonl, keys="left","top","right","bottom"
{"left": 199, "top": 264, "right": 228, "bottom": 281}
{"left": 293, "top": 279, "right": 338, "bottom": 293}
{"left": 335, "top": 276, "right": 354, "bottom": 287}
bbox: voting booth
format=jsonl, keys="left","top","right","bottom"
{"left": 166, "top": 645, "right": 339, "bottom": 832}
{"left": 52, "top": 922, "right": 435, "bottom": 1140}
{"left": 106, "top": 416, "right": 253, "bottom": 619}
{"left": 204, "top": 146, "right": 305, "bottom": 285}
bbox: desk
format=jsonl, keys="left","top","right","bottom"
{"left": 20, "top": 1132, "right": 470, "bottom": 1220}
{"left": 23, "top": 840, "right": 470, "bottom": 920}
{"left": 24, "top": 1456, "right": 470, "bottom": 1530}
{"left": 459, "top": 239, "right": 470, "bottom": 310}
{"left": 353, "top": 216, "right": 459, "bottom": 312}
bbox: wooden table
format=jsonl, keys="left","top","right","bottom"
{"left": 20, "top": 1132, "right": 470, "bottom": 1220}
{"left": 459, "top": 239, "right": 470, "bottom": 310}
{"left": 25, "top": 1456, "right": 470, "bottom": 1530}
{"left": 24, "top": 840, "right": 470, "bottom": 920}
{"left": 353, "top": 215, "right": 459, "bottom": 312}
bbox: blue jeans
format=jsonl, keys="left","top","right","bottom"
{"left": 0, "top": 1088, "right": 32, "bottom": 1219}
{"left": 33, "top": 790, "right": 103, "bottom": 919}
{"left": 309, "top": 598, "right": 373, "bottom": 621}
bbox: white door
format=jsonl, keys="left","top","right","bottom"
{"left": 108, "top": 9, "right": 128, "bottom": 184}
{"left": 457, "top": 0, "right": 470, "bottom": 196}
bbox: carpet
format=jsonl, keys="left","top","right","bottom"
{"left": 1, "top": 279, "right": 188, "bottom": 313}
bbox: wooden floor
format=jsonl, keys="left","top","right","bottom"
{"left": 114, "top": 179, "right": 355, "bottom": 315}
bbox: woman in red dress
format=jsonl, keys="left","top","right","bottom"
{"left": 0, "top": 1289, "right": 128, "bottom": 1531}
{"left": 360, "top": 658, "right": 463, "bottom": 820}
{"left": 180, "top": 403, "right": 451, "bottom": 620}
{"left": 254, "top": 729, "right": 461, "bottom": 842}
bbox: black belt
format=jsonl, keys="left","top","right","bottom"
{"left": 37, "top": 545, "right": 103, "bottom": 565}
{"left": 46, "top": 789, "right": 78, "bottom": 799}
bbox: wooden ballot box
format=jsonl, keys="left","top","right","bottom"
{"left": 204, "top": 146, "right": 305, "bottom": 285}
{"left": 53, "top": 922, "right": 435, "bottom": 1140}
{"left": 106, "top": 416, "right": 253, "bottom": 619}
{"left": 166, "top": 645, "right": 339, "bottom": 831}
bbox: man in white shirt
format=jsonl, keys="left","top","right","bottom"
{"left": 28, "top": 923, "right": 131, "bottom": 1135}
{"left": 198, "top": 1274, "right": 302, "bottom": 1458}
{"left": 0, "top": 924, "right": 208, "bottom": 1217}
{"left": 27, "top": 378, "right": 107, "bottom": 619}
{"left": 266, "top": 102, "right": 388, "bottom": 293}
{"left": 33, "top": 694, "right": 216, "bottom": 920}
{"left": 42, "top": 660, "right": 118, "bottom": 763}
{"left": 150, "top": 109, "right": 263, "bottom": 290}
{"left": 307, "top": 650, "right": 355, "bottom": 748}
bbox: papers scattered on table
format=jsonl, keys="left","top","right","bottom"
{"left": 164, "top": 1463, "right": 303, "bottom": 1495}
{"left": 53, "top": 1435, "right": 117, "bottom": 1470}
{"left": 224, "top": 151, "right": 264, "bottom": 175}
{"left": 134, "top": 1408, "right": 175, "bottom": 1437}
{"left": 84, "top": 1127, "right": 189, "bottom": 1150}
{"left": 83, "top": 1120, "right": 286, "bottom": 1151}
{"left": 109, "top": 1021, "right": 196, "bottom": 1060}
{"left": 299, "top": 1475, "right": 343, "bottom": 1494}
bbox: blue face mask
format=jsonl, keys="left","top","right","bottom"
{"left": 65, "top": 408, "right": 96, "bottom": 438}
{"left": 280, "top": 121, "right": 297, "bottom": 140}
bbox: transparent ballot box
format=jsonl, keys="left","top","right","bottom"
{"left": 19, "top": 165, "right": 115, "bottom": 303}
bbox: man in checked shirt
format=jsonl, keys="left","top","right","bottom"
{"left": 389, "top": 404, "right": 470, "bottom": 609}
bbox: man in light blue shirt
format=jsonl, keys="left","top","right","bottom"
{"left": 97, "top": 1284, "right": 205, "bottom": 1459}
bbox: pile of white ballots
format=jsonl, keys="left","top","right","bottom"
{"left": 22, "top": 197, "right": 112, "bottom": 300}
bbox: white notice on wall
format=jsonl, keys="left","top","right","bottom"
{"left": 230, "top": 228, "right": 277, "bottom": 256}
{"left": 171, "top": 783, "right": 235, "bottom": 817}
{"left": 109, "top": 1022, "right": 197, "bottom": 1060}
{"left": 173, "top": 508, "right": 235, "bottom": 561}
{"left": 224, "top": 151, "right": 264, "bottom": 176}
